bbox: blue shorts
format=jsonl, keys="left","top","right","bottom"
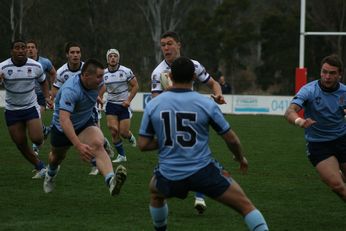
{"left": 105, "top": 102, "right": 131, "bottom": 121}
{"left": 36, "top": 92, "right": 46, "bottom": 107}
{"left": 50, "top": 117, "right": 96, "bottom": 147}
{"left": 307, "top": 134, "right": 346, "bottom": 166}
{"left": 5, "top": 106, "right": 40, "bottom": 126}
{"left": 154, "top": 161, "right": 231, "bottom": 199}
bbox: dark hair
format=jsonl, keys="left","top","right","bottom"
{"left": 11, "top": 39, "right": 26, "bottom": 49}
{"left": 171, "top": 56, "right": 195, "bottom": 83}
{"left": 65, "top": 41, "right": 81, "bottom": 54}
{"left": 26, "top": 40, "right": 38, "bottom": 48}
{"left": 160, "top": 31, "right": 181, "bottom": 43}
{"left": 81, "top": 59, "right": 104, "bottom": 75}
{"left": 321, "top": 54, "right": 343, "bottom": 73}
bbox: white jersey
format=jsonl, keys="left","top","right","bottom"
{"left": 53, "top": 62, "right": 84, "bottom": 89}
{"left": 0, "top": 58, "right": 45, "bottom": 110}
{"left": 151, "top": 59, "right": 210, "bottom": 93}
{"left": 104, "top": 65, "right": 135, "bottom": 104}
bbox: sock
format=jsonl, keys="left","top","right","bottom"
{"left": 128, "top": 134, "right": 135, "bottom": 141}
{"left": 195, "top": 192, "right": 204, "bottom": 199}
{"left": 105, "top": 172, "right": 115, "bottom": 186}
{"left": 114, "top": 141, "right": 125, "bottom": 156}
{"left": 91, "top": 158, "right": 97, "bottom": 167}
{"left": 35, "top": 160, "right": 45, "bottom": 170}
{"left": 244, "top": 209, "right": 269, "bottom": 231}
{"left": 149, "top": 204, "right": 168, "bottom": 230}
{"left": 47, "top": 164, "right": 59, "bottom": 177}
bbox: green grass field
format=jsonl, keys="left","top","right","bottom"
{"left": 0, "top": 109, "right": 345, "bottom": 231}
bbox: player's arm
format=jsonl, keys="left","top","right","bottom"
{"left": 39, "top": 78, "right": 53, "bottom": 109}
{"left": 222, "top": 129, "right": 248, "bottom": 174}
{"left": 123, "top": 77, "right": 139, "bottom": 108}
{"left": 206, "top": 77, "right": 226, "bottom": 104}
{"left": 48, "top": 66, "right": 57, "bottom": 89}
{"left": 138, "top": 135, "right": 158, "bottom": 151}
{"left": 59, "top": 110, "right": 93, "bottom": 161}
{"left": 284, "top": 103, "right": 316, "bottom": 128}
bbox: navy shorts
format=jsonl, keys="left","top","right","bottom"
{"left": 154, "top": 161, "right": 231, "bottom": 199}
{"left": 105, "top": 102, "right": 131, "bottom": 121}
{"left": 307, "top": 134, "right": 346, "bottom": 166}
{"left": 36, "top": 92, "right": 46, "bottom": 107}
{"left": 50, "top": 117, "right": 96, "bottom": 147}
{"left": 5, "top": 106, "right": 40, "bottom": 126}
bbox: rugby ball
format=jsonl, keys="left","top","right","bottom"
{"left": 160, "top": 72, "right": 172, "bottom": 90}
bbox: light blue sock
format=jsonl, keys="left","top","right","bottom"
{"left": 149, "top": 204, "right": 168, "bottom": 228}
{"left": 195, "top": 192, "right": 204, "bottom": 199}
{"left": 114, "top": 141, "right": 125, "bottom": 156}
{"left": 244, "top": 209, "right": 269, "bottom": 231}
{"left": 105, "top": 172, "right": 115, "bottom": 186}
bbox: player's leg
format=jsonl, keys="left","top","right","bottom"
{"left": 119, "top": 117, "right": 136, "bottom": 147}
{"left": 340, "top": 162, "right": 346, "bottom": 183}
{"left": 78, "top": 126, "right": 127, "bottom": 195}
{"left": 7, "top": 121, "right": 45, "bottom": 176}
{"left": 107, "top": 115, "right": 126, "bottom": 163}
{"left": 315, "top": 156, "right": 346, "bottom": 201}
{"left": 215, "top": 180, "right": 269, "bottom": 231}
{"left": 149, "top": 176, "right": 168, "bottom": 231}
{"left": 43, "top": 146, "right": 68, "bottom": 193}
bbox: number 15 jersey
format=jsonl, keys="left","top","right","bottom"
{"left": 139, "top": 89, "right": 230, "bottom": 180}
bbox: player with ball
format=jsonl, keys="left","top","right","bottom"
{"left": 150, "top": 31, "right": 226, "bottom": 214}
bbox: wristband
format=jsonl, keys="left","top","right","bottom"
{"left": 294, "top": 117, "right": 304, "bottom": 127}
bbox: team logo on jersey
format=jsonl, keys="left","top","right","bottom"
{"left": 7, "top": 69, "right": 13, "bottom": 75}
{"left": 105, "top": 76, "right": 108, "bottom": 81}
{"left": 27, "top": 67, "right": 32, "bottom": 74}
{"left": 64, "top": 74, "right": 69, "bottom": 80}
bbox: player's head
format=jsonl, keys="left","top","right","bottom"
{"left": 160, "top": 31, "right": 181, "bottom": 65}
{"left": 170, "top": 56, "right": 195, "bottom": 84}
{"left": 81, "top": 59, "right": 104, "bottom": 90}
{"left": 106, "top": 48, "right": 120, "bottom": 67}
{"left": 26, "top": 40, "right": 38, "bottom": 60}
{"left": 65, "top": 41, "right": 81, "bottom": 65}
{"left": 320, "top": 54, "right": 344, "bottom": 89}
{"left": 10, "top": 39, "right": 27, "bottom": 63}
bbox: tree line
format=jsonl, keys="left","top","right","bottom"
{"left": 1, "top": 0, "right": 346, "bottom": 95}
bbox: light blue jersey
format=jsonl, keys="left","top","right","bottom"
{"left": 139, "top": 89, "right": 230, "bottom": 180}
{"left": 291, "top": 80, "right": 346, "bottom": 142}
{"left": 34, "top": 56, "right": 54, "bottom": 93}
{"left": 52, "top": 74, "right": 99, "bottom": 132}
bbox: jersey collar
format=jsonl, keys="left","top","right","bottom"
{"left": 168, "top": 88, "right": 192, "bottom": 93}
{"left": 318, "top": 80, "right": 340, "bottom": 92}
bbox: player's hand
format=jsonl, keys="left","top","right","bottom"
{"left": 75, "top": 143, "right": 94, "bottom": 162}
{"left": 122, "top": 99, "right": 131, "bottom": 108}
{"left": 97, "top": 96, "right": 104, "bottom": 109}
{"left": 46, "top": 98, "right": 53, "bottom": 109}
{"left": 234, "top": 156, "right": 248, "bottom": 174}
{"left": 295, "top": 117, "right": 316, "bottom": 128}
{"left": 211, "top": 94, "right": 226, "bottom": 104}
